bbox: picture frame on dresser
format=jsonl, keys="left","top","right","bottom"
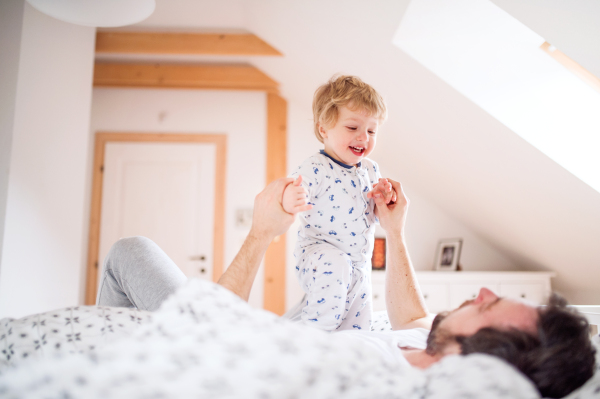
{"left": 434, "top": 238, "right": 462, "bottom": 271}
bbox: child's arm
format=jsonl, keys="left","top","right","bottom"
{"left": 282, "top": 175, "right": 313, "bottom": 214}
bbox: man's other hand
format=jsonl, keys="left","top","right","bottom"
{"left": 373, "top": 178, "right": 409, "bottom": 239}
{"left": 368, "top": 178, "right": 397, "bottom": 205}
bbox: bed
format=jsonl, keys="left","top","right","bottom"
{"left": 573, "top": 306, "right": 600, "bottom": 336}
{"left": 0, "top": 280, "right": 598, "bottom": 398}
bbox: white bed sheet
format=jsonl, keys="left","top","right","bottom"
{"left": 0, "top": 279, "right": 597, "bottom": 398}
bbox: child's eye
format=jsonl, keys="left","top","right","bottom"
{"left": 368, "top": 131, "right": 376, "bottom": 135}
{"left": 346, "top": 126, "right": 357, "bottom": 131}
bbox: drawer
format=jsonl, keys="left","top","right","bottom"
{"left": 499, "top": 283, "right": 544, "bottom": 304}
{"left": 372, "top": 281, "right": 386, "bottom": 312}
{"left": 371, "top": 281, "right": 450, "bottom": 313}
{"left": 420, "top": 284, "right": 449, "bottom": 314}
{"left": 449, "top": 282, "right": 500, "bottom": 310}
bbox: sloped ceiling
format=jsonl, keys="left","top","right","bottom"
{"left": 491, "top": 0, "right": 600, "bottom": 79}
{"left": 133, "top": 0, "right": 600, "bottom": 303}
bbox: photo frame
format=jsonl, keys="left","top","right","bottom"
{"left": 371, "top": 237, "right": 386, "bottom": 270}
{"left": 434, "top": 238, "right": 463, "bottom": 271}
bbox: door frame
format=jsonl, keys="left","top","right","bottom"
{"left": 84, "top": 132, "right": 227, "bottom": 305}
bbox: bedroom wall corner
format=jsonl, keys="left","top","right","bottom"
{"left": 0, "top": 3, "right": 95, "bottom": 319}
{"left": 0, "top": 0, "right": 25, "bottom": 274}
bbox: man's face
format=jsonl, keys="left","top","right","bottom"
{"left": 427, "top": 288, "right": 539, "bottom": 355}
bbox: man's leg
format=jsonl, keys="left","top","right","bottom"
{"left": 96, "top": 236, "right": 187, "bottom": 311}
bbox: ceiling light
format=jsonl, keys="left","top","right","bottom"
{"left": 26, "top": 0, "right": 155, "bottom": 28}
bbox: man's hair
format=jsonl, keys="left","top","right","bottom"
{"left": 456, "top": 294, "right": 596, "bottom": 398}
{"left": 312, "top": 75, "right": 387, "bottom": 143}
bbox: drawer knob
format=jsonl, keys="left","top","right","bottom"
{"left": 521, "top": 294, "right": 526, "bottom": 298}
{"left": 424, "top": 294, "right": 429, "bottom": 299}
{"left": 374, "top": 294, "right": 379, "bottom": 299}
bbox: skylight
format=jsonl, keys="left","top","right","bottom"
{"left": 393, "top": 0, "right": 600, "bottom": 193}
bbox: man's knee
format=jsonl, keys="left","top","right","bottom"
{"left": 110, "top": 236, "right": 153, "bottom": 253}
{"left": 105, "top": 236, "right": 156, "bottom": 267}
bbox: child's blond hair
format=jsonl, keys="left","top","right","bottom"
{"left": 312, "top": 75, "right": 387, "bottom": 143}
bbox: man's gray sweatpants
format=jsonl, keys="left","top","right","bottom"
{"left": 96, "top": 236, "right": 188, "bottom": 311}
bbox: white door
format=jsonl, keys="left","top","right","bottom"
{"left": 98, "top": 142, "right": 216, "bottom": 282}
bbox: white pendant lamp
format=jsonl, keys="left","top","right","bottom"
{"left": 26, "top": 0, "right": 156, "bottom": 27}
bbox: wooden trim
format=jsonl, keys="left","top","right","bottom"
{"left": 84, "top": 134, "right": 107, "bottom": 305}
{"left": 541, "top": 42, "right": 600, "bottom": 94}
{"left": 93, "top": 63, "right": 280, "bottom": 93}
{"left": 84, "top": 132, "right": 227, "bottom": 305}
{"left": 96, "top": 32, "right": 282, "bottom": 56}
{"left": 263, "top": 93, "right": 287, "bottom": 315}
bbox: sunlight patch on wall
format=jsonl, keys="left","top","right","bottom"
{"left": 393, "top": 0, "right": 600, "bottom": 193}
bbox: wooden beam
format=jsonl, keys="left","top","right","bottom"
{"left": 85, "top": 132, "right": 227, "bottom": 305}
{"left": 84, "top": 133, "right": 107, "bottom": 305}
{"left": 263, "top": 93, "right": 288, "bottom": 315}
{"left": 96, "top": 32, "right": 282, "bottom": 56}
{"left": 541, "top": 42, "right": 600, "bottom": 94}
{"left": 94, "top": 63, "right": 279, "bottom": 93}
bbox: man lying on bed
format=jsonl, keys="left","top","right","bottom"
{"left": 94, "top": 177, "right": 595, "bottom": 398}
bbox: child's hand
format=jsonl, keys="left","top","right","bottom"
{"left": 282, "top": 175, "right": 313, "bottom": 214}
{"left": 367, "top": 178, "right": 397, "bottom": 205}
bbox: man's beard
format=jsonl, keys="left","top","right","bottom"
{"left": 425, "top": 312, "right": 453, "bottom": 355}
{"left": 425, "top": 299, "right": 474, "bottom": 356}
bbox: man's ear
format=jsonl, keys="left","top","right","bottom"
{"left": 318, "top": 123, "right": 327, "bottom": 139}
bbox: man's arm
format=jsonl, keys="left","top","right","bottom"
{"left": 218, "top": 178, "right": 309, "bottom": 301}
{"left": 373, "top": 179, "right": 431, "bottom": 330}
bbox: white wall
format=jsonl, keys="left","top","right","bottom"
{"left": 0, "top": 4, "right": 96, "bottom": 318}
{"left": 90, "top": 88, "right": 267, "bottom": 308}
{"left": 375, "top": 161, "right": 519, "bottom": 273}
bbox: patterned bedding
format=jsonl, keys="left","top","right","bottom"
{"left": 0, "top": 279, "right": 598, "bottom": 398}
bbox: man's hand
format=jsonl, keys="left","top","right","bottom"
{"left": 282, "top": 175, "right": 312, "bottom": 215}
{"left": 250, "top": 177, "right": 301, "bottom": 242}
{"left": 372, "top": 178, "right": 409, "bottom": 239}
{"left": 219, "top": 177, "right": 300, "bottom": 301}
{"left": 368, "top": 178, "right": 397, "bottom": 205}
{"left": 374, "top": 179, "right": 428, "bottom": 330}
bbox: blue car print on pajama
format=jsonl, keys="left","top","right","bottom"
{"left": 288, "top": 150, "right": 381, "bottom": 332}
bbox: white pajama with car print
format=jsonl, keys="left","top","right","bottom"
{"left": 289, "top": 150, "right": 381, "bottom": 331}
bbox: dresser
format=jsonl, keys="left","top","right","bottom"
{"left": 371, "top": 271, "right": 556, "bottom": 313}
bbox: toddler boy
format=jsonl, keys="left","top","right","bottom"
{"left": 282, "top": 75, "right": 395, "bottom": 331}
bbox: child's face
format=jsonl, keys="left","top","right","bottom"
{"left": 319, "top": 106, "right": 379, "bottom": 166}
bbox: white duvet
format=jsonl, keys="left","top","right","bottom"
{"left": 0, "top": 279, "right": 592, "bottom": 398}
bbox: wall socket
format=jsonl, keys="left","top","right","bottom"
{"left": 235, "top": 208, "right": 253, "bottom": 228}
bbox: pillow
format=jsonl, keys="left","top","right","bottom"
{"left": 562, "top": 334, "right": 600, "bottom": 399}
{"left": 0, "top": 306, "right": 151, "bottom": 372}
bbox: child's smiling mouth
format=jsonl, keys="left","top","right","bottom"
{"left": 349, "top": 146, "right": 365, "bottom": 156}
